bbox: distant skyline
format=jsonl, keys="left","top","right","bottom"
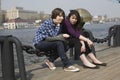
{"left": 1, "top": 0, "right": 120, "bottom": 18}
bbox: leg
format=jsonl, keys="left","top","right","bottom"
{"left": 35, "top": 41, "right": 80, "bottom": 71}
{"left": 54, "top": 41, "right": 71, "bottom": 67}
{"left": 84, "top": 42, "right": 106, "bottom": 65}
{"left": 74, "top": 40, "right": 81, "bottom": 60}
{"left": 88, "top": 53, "right": 107, "bottom": 66}
{"left": 35, "top": 41, "right": 59, "bottom": 62}
{"left": 55, "top": 41, "right": 80, "bottom": 72}
{"left": 88, "top": 53, "right": 103, "bottom": 64}
{"left": 69, "top": 39, "right": 98, "bottom": 68}
{"left": 79, "top": 42, "right": 100, "bottom": 68}
{"left": 68, "top": 38, "right": 81, "bottom": 60}
{"left": 80, "top": 54, "right": 96, "bottom": 67}
{"left": 35, "top": 41, "right": 60, "bottom": 70}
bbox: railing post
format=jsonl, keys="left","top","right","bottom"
{"left": 0, "top": 35, "right": 27, "bottom": 80}
{"left": 0, "top": 40, "right": 3, "bottom": 80}
{"left": 7, "top": 36, "right": 27, "bottom": 80}
{"left": 113, "top": 25, "right": 120, "bottom": 47}
{"left": 108, "top": 26, "right": 114, "bottom": 46}
{"left": 1, "top": 37, "right": 15, "bottom": 80}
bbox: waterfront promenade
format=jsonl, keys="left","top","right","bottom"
{"left": 16, "top": 46, "right": 120, "bottom": 80}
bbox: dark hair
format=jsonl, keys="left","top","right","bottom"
{"left": 67, "top": 10, "right": 83, "bottom": 30}
{"left": 51, "top": 8, "right": 65, "bottom": 19}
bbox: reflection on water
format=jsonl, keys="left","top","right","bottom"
{"left": 84, "top": 22, "right": 120, "bottom": 38}
{"left": 0, "top": 28, "right": 37, "bottom": 45}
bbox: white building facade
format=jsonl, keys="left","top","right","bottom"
{"left": 3, "top": 18, "right": 34, "bottom": 29}
{"left": 5, "top": 7, "right": 38, "bottom": 20}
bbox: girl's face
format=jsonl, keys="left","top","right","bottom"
{"left": 69, "top": 14, "right": 77, "bottom": 25}
{"left": 54, "top": 13, "right": 64, "bottom": 25}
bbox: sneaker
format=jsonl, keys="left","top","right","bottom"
{"left": 64, "top": 65, "right": 80, "bottom": 72}
{"left": 45, "top": 59, "right": 56, "bottom": 70}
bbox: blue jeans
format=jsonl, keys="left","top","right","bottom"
{"left": 34, "top": 41, "right": 71, "bottom": 67}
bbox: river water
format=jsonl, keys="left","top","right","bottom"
{"left": 0, "top": 22, "right": 120, "bottom": 67}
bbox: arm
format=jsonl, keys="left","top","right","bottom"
{"left": 79, "top": 35, "right": 93, "bottom": 46}
{"left": 65, "top": 19, "right": 93, "bottom": 46}
{"left": 80, "top": 40, "right": 86, "bottom": 52}
{"left": 45, "top": 34, "right": 69, "bottom": 43}
{"left": 45, "top": 34, "right": 65, "bottom": 41}
{"left": 80, "top": 40, "right": 85, "bottom": 47}
{"left": 64, "top": 19, "right": 80, "bottom": 38}
{"left": 65, "top": 19, "right": 93, "bottom": 45}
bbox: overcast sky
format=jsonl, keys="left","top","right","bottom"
{"left": 1, "top": 0, "right": 120, "bottom": 18}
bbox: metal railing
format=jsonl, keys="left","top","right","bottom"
{"left": 0, "top": 35, "right": 27, "bottom": 80}
{"left": 73, "top": 25, "right": 120, "bottom": 60}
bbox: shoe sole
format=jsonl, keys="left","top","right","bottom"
{"left": 83, "top": 65, "right": 99, "bottom": 69}
{"left": 92, "top": 62, "right": 107, "bottom": 66}
{"left": 64, "top": 68, "right": 80, "bottom": 72}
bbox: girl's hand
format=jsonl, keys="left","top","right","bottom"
{"left": 86, "top": 39, "right": 93, "bottom": 46}
{"left": 81, "top": 45, "right": 86, "bottom": 52}
{"left": 63, "top": 34, "right": 70, "bottom": 38}
{"left": 80, "top": 40, "right": 86, "bottom": 52}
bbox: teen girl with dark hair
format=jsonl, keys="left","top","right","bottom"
{"left": 62, "top": 10, "right": 106, "bottom": 69}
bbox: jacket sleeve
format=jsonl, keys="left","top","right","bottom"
{"left": 45, "top": 34, "right": 68, "bottom": 43}
{"left": 64, "top": 19, "right": 81, "bottom": 38}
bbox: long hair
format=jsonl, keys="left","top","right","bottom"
{"left": 67, "top": 10, "right": 84, "bottom": 30}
